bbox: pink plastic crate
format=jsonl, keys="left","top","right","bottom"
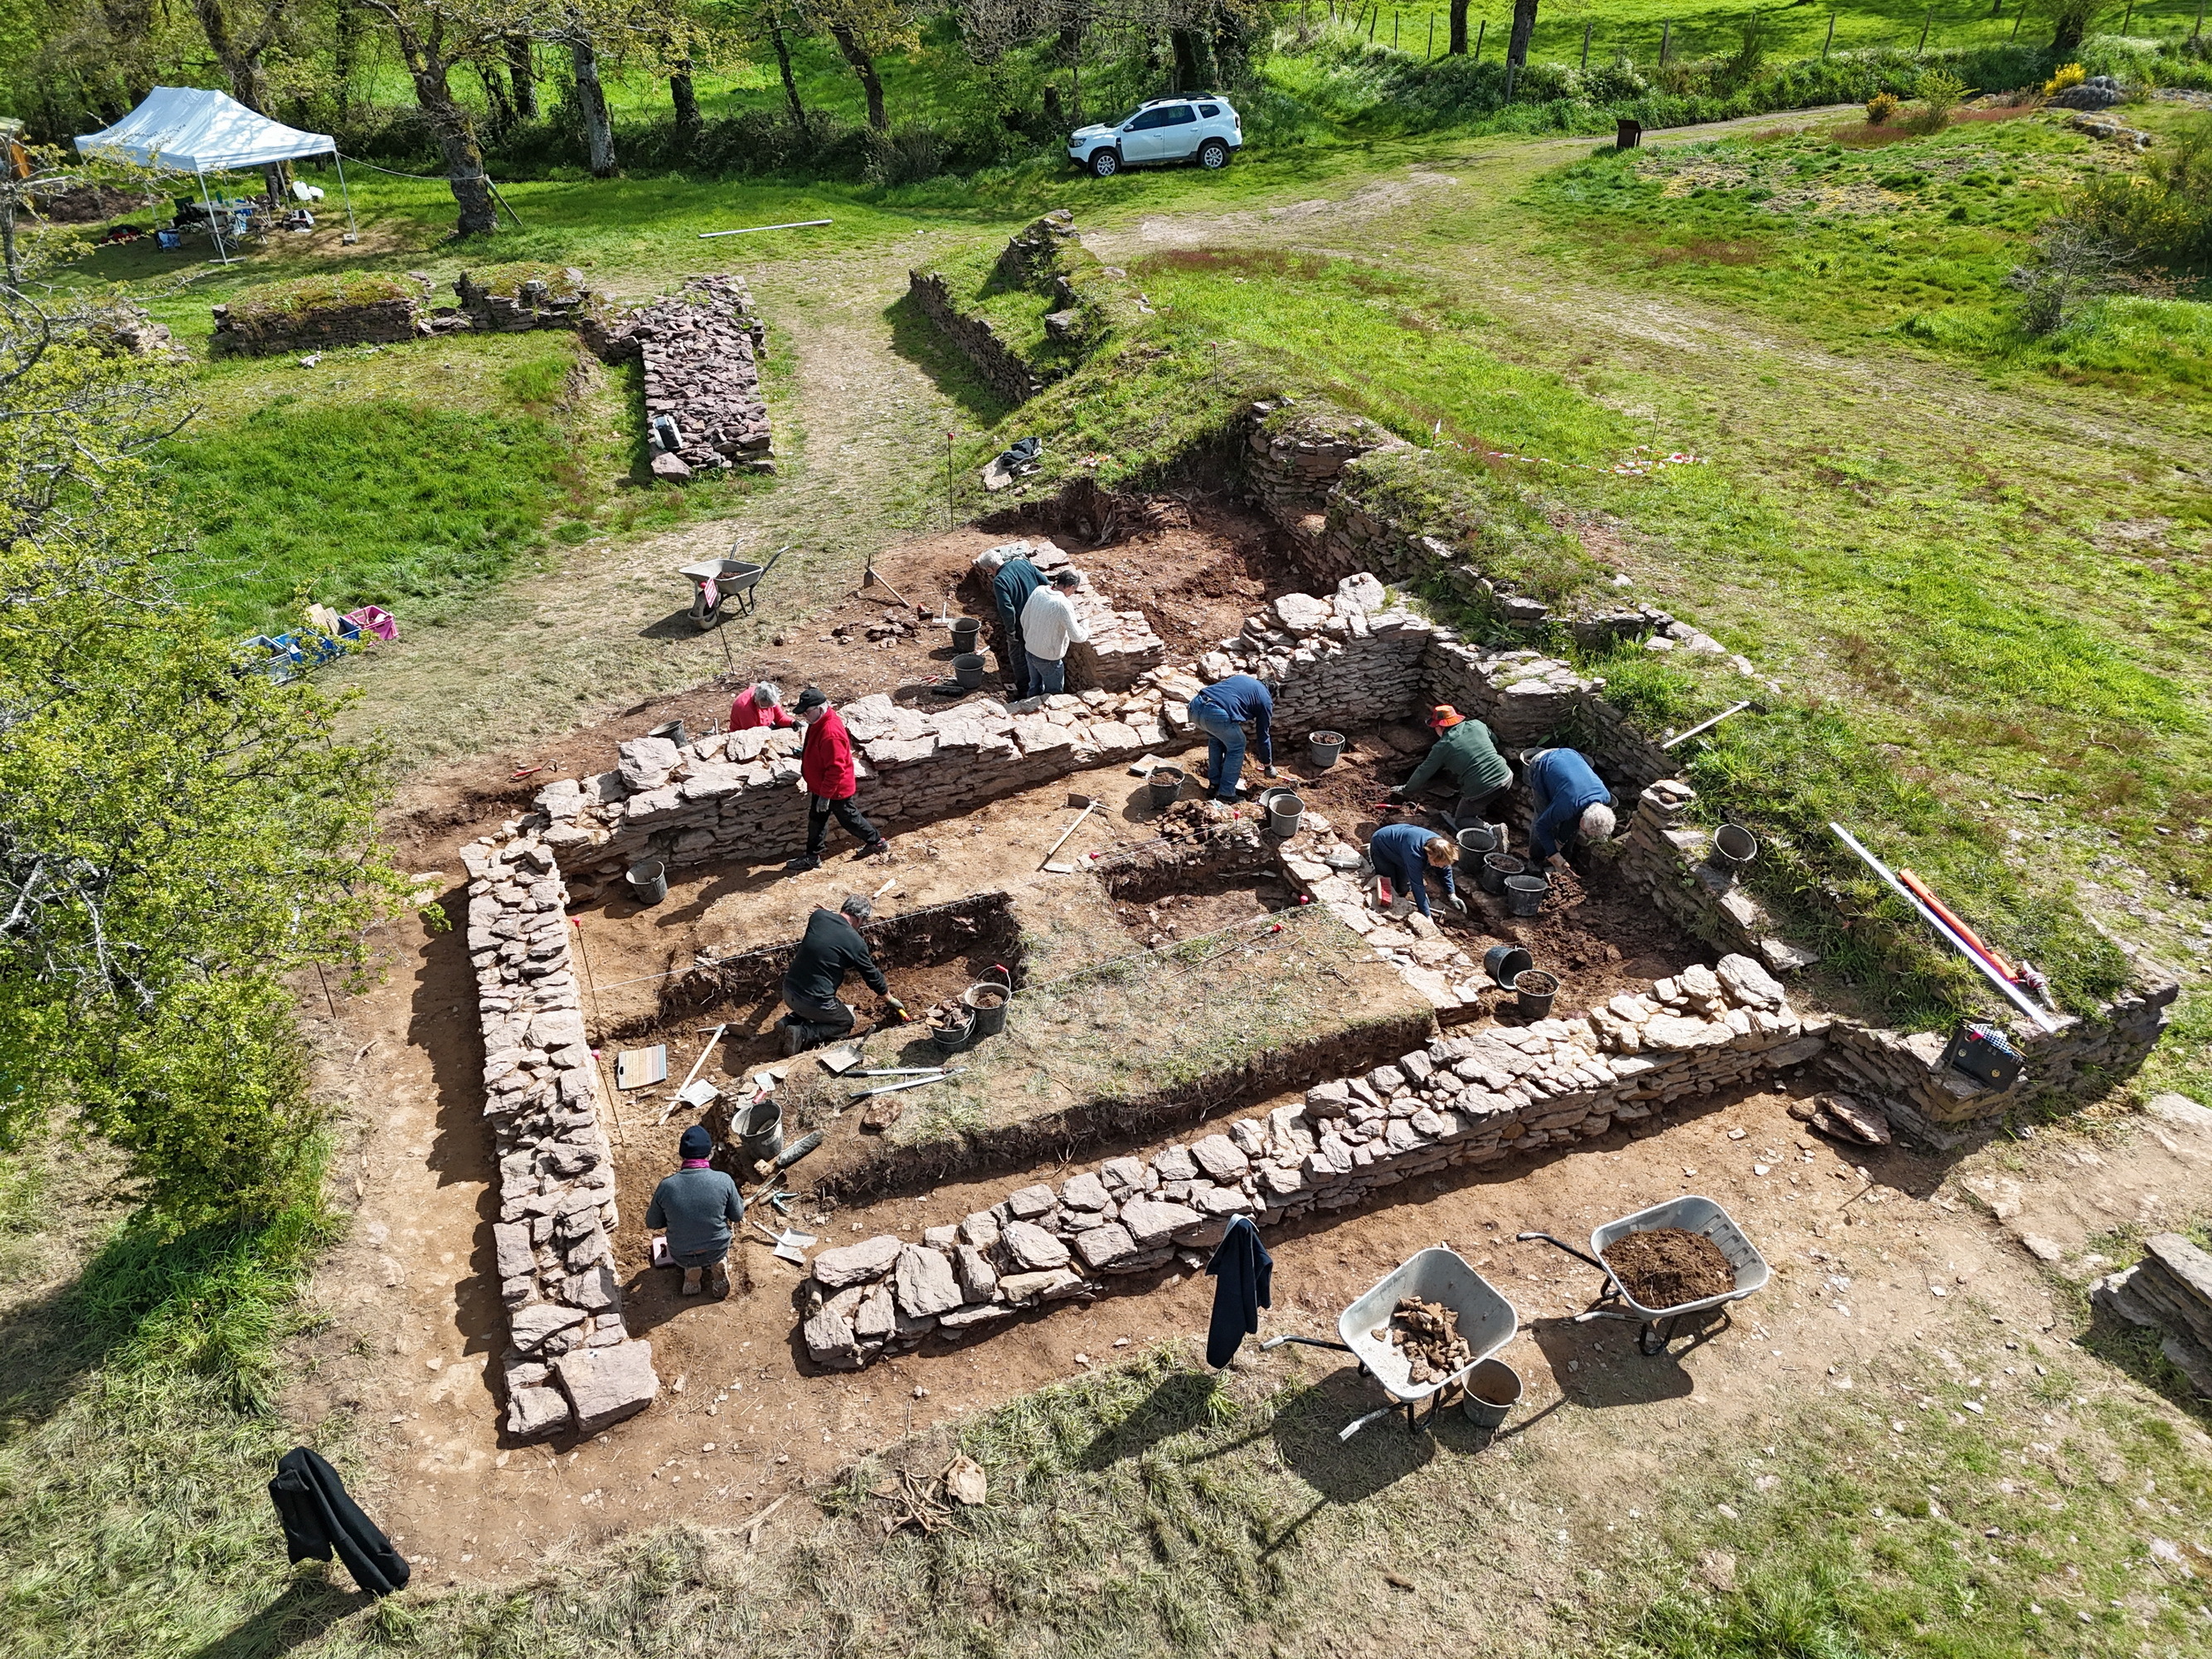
{"left": 343, "top": 605, "right": 397, "bottom": 643}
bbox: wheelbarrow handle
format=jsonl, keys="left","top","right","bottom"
{"left": 1260, "top": 1334, "right": 1354, "bottom": 1355}
{"left": 1516, "top": 1230, "right": 1609, "bottom": 1273}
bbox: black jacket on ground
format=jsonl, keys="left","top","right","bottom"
{"left": 268, "top": 1445, "right": 411, "bottom": 1596}
{"left": 1205, "top": 1214, "right": 1274, "bottom": 1369}
{"left": 781, "top": 907, "right": 889, "bottom": 1009}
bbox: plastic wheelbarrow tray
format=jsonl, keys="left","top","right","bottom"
{"left": 1262, "top": 1247, "right": 1517, "bottom": 1438}
{"left": 1520, "top": 1194, "right": 1769, "bottom": 1355}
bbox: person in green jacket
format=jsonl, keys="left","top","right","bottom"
{"left": 1389, "top": 705, "right": 1512, "bottom": 829}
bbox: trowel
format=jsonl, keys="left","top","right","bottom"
{"left": 817, "top": 1039, "right": 867, "bottom": 1075}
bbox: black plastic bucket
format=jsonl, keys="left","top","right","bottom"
{"left": 1307, "top": 730, "right": 1344, "bottom": 768}
{"left": 1505, "top": 873, "right": 1549, "bottom": 917}
{"left": 961, "top": 981, "right": 1010, "bottom": 1037}
{"left": 626, "top": 857, "right": 668, "bottom": 905}
{"left": 1479, "top": 852, "right": 1524, "bottom": 895}
{"left": 929, "top": 1009, "right": 975, "bottom": 1054}
{"left": 953, "top": 652, "right": 986, "bottom": 689}
{"left": 1482, "top": 944, "right": 1533, "bottom": 988}
{"left": 1149, "top": 766, "right": 1184, "bottom": 807}
{"left": 951, "top": 615, "right": 981, "bottom": 653}
{"left": 648, "top": 719, "right": 688, "bottom": 749}
{"left": 1514, "top": 969, "right": 1558, "bottom": 1019}
{"left": 732, "top": 1097, "right": 783, "bottom": 1168}
{"left": 1456, "top": 825, "right": 1499, "bottom": 874}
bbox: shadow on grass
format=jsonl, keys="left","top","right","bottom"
{"left": 184, "top": 1575, "right": 367, "bottom": 1659}
{"left": 884, "top": 289, "right": 1014, "bottom": 426}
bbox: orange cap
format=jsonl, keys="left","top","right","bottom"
{"left": 1427, "top": 704, "right": 1464, "bottom": 729}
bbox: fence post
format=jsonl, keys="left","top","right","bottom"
{"left": 1918, "top": 6, "right": 1931, "bottom": 50}
{"left": 1582, "top": 18, "right": 1592, "bottom": 67}
{"left": 1393, "top": 7, "right": 1399, "bottom": 46}
{"left": 2011, "top": 2, "right": 2025, "bottom": 38}
{"left": 2121, "top": 0, "right": 2132, "bottom": 32}
{"left": 1427, "top": 12, "right": 1435, "bottom": 55}
{"left": 1660, "top": 19, "right": 1671, "bottom": 65}
{"left": 1475, "top": 17, "right": 1485, "bottom": 58}
{"left": 1823, "top": 13, "right": 1835, "bottom": 55}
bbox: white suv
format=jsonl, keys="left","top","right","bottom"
{"left": 1067, "top": 95, "right": 1242, "bottom": 178}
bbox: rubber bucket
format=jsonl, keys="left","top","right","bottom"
{"left": 1504, "top": 873, "right": 1549, "bottom": 917}
{"left": 732, "top": 1097, "right": 783, "bottom": 1168}
{"left": 648, "top": 718, "right": 688, "bottom": 749}
{"left": 1479, "top": 852, "right": 1524, "bottom": 896}
{"left": 929, "top": 1009, "right": 975, "bottom": 1054}
{"left": 1709, "top": 823, "right": 1758, "bottom": 881}
{"left": 951, "top": 615, "right": 981, "bottom": 653}
{"left": 1514, "top": 968, "right": 1558, "bottom": 1019}
{"left": 953, "top": 651, "right": 986, "bottom": 689}
{"left": 1268, "top": 791, "right": 1305, "bottom": 838}
{"left": 626, "top": 857, "right": 668, "bottom": 906}
{"left": 1149, "top": 766, "right": 1184, "bottom": 807}
{"left": 1307, "top": 730, "right": 1344, "bottom": 769}
{"left": 1456, "top": 825, "right": 1498, "bottom": 873}
{"left": 961, "top": 981, "right": 1010, "bottom": 1037}
{"left": 1482, "top": 944, "right": 1533, "bottom": 988}
{"left": 1461, "top": 1357, "right": 1523, "bottom": 1430}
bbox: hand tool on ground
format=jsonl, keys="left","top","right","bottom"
{"left": 1039, "top": 793, "right": 1101, "bottom": 872}
{"left": 872, "top": 874, "right": 900, "bottom": 898}
{"left": 852, "top": 1067, "right": 949, "bottom": 1078}
{"left": 847, "top": 1068, "right": 960, "bottom": 1103}
{"left": 818, "top": 1039, "right": 868, "bottom": 1075}
{"left": 1830, "top": 822, "right": 2059, "bottom": 1032}
{"left": 1661, "top": 700, "right": 1752, "bottom": 750}
{"left": 657, "top": 1022, "right": 729, "bottom": 1121}
{"left": 750, "top": 1216, "right": 817, "bottom": 1262}
{"left": 1897, "top": 868, "right": 2016, "bottom": 979}
{"left": 698, "top": 217, "right": 833, "bottom": 239}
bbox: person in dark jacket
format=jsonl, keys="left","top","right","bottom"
{"left": 779, "top": 894, "right": 902, "bottom": 1053}
{"left": 1525, "top": 747, "right": 1616, "bottom": 868}
{"left": 646, "top": 1124, "right": 746, "bottom": 1297}
{"left": 1367, "top": 820, "right": 1465, "bottom": 921}
{"left": 1388, "top": 704, "right": 1512, "bottom": 829}
{"left": 1186, "top": 673, "right": 1278, "bottom": 802}
{"left": 989, "top": 552, "right": 1045, "bottom": 694}
{"left": 786, "top": 686, "right": 888, "bottom": 873}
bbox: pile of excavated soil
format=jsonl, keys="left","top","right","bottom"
{"left": 1378, "top": 1296, "right": 1475, "bottom": 1385}
{"left": 1602, "top": 1228, "right": 1736, "bottom": 1310}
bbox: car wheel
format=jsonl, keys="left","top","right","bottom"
{"left": 1090, "top": 149, "right": 1121, "bottom": 178}
{"left": 1197, "top": 139, "right": 1229, "bottom": 170}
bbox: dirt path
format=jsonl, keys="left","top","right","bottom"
{"left": 327, "top": 251, "right": 984, "bottom": 779}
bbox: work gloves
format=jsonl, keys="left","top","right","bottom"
{"left": 1446, "top": 893, "right": 1468, "bottom": 916}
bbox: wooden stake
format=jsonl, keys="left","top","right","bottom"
{"left": 1581, "top": 19, "right": 1592, "bottom": 66}
{"left": 1824, "top": 13, "right": 1836, "bottom": 56}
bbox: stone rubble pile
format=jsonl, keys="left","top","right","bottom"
{"left": 455, "top": 266, "right": 599, "bottom": 332}
{"left": 588, "top": 274, "right": 773, "bottom": 481}
{"left": 800, "top": 952, "right": 1826, "bottom": 1369}
{"left": 459, "top": 830, "right": 659, "bottom": 1441}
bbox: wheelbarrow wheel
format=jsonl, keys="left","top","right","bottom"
{"left": 691, "top": 596, "right": 728, "bottom": 631}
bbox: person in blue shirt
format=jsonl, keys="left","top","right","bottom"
{"left": 1368, "top": 820, "right": 1465, "bottom": 919}
{"left": 1526, "top": 747, "right": 1616, "bottom": 867}
{"left": 1186, "top": 674, "right": 1277, "bottom": 802}
{"left": 989, "top": 553, "right": 1045, "bottom": 694}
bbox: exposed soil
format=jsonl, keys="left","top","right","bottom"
{"left": 1061, "top": 495, "right": 1300, "bottom": 658}
{"left": 1111, "top": 867, "right": 1301, "bottom": 945}
{"left": 1602, "top": 1228, "right": 1738, "bottom": 1311}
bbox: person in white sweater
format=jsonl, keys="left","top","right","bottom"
{"left": 1018, "top": 570, "right": 1089, "bottom": 698}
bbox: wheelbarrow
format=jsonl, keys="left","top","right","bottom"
{"left": 679, "top": 544, "right": 785, "bottom": 630}
{"left": 1262, "top": 1246, "right": 1517, "bottom": 1438}
{"left": 1518, "top": 1194, "right": 1769, "bottom": 1355}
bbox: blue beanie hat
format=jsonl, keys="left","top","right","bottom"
{"left": 678, "top": 1124, "right": 713, "bottom": 1160}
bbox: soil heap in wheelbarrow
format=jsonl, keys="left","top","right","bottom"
{"left": 1372, "top": 1297, "right": 1474, "bottom": 1386}
{"left": 1602, "top": 1228, "right": 1735, "bottom": 1311}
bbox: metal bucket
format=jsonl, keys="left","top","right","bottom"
{"left": 1482, "top": 945, "right": 1532, "bottom": 988}
{"left": 961, "top": 981, "right": 1010, "bottom": 1036}
{"left": 732, "top": 1097, "right": 783, "bottom": 1168}
{"left": 1455, "top": 825, "right": 1499, "bottom": 874}
{"left": 953, "top": 651, "right": 986, "bottom": 689}
{"left": 1709, "top": 823, "right": 1758, "bottom": 882}
{"left": 1504, "top": 874, "right": 1549, "bottom": 917}
{"left": 1514, "top": 968, "right": 1558, "bottom": 1019}
{"left": 1307, "top": 730, "right": 1344, "bottom": 769}
{"left": 1149, "top": 766, "right": 1184, "bottom": 807}
{"left": 1479, "top": 852, "right": 1524, "bottom": 895}
{"left": 626, "top": 857, "right": 668, "bottom": 906}
{"left": 1268, "top": 791, "right": 1305, "bottom": 838}
{"left": 1461, "top": 1357, "right": 1523, "bottom": 1429}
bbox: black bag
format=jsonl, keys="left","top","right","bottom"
{"left": 268, "top": 1446, "right": 411, "bottom": 1596}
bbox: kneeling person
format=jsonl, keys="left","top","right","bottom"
{"left": 646, "top": 1124, "right": 745, "bottom": 1298}
{"left": 1526, "top": 747, "right": 1616, "bottom": 870}
{"left": 1389, "top": 704, "right": 1510, "bottom": 830}
{"left": 780, "top": 893, "right": 904, "bottom": 1053}
{"left": 1367, "top": 820, "right": 1465, "bottom": 921}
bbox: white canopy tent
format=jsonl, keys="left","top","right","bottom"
{"left": 75, "top": 86, "right": 357, "bottom": 261}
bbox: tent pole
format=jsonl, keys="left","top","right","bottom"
{"left": 331, "top": 148, "right": 359, "bottom": 244}
{"left": 198, "top": 168, "right": 230, "bottom": 265}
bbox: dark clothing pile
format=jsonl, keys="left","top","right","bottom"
{"left": 1205, "top": 1214, "right": 1274, "bottom": 1368}
{"left": 268, "top": 1446, "right": 411, "bottom": 1596}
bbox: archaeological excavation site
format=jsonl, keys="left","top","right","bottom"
{"left": 454, "top": 358, "right": 2180, "bottom": 1447}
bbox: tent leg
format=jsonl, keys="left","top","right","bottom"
{"left": 198, "top": 169, "right": 230, "bottom": 265}
{"left": 332, "top": 150, "right": 359, "bottom": 245}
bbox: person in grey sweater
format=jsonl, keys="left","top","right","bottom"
{"left": 645, "top": 1124, "right": 745, "bottom": 1297}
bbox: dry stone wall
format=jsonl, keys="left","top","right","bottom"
{"left": 798, "top": 951, "right": 1826, "bottom": 1369}
{"left": 587, "top": 274, "right": 773, "bottom": 480}
{"left": 908, "top": 270, "right": 1044, "bottom": 404}
{"left": 455, "top": 266, "right": 600, "bottom": 332}
{"left": 210, "top": 275, "right": 432, "bottom": 356}
{"left": 459, "top": 831, "right": 659, "bottom": 1442}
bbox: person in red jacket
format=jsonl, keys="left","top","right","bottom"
{"left": 729, "top": 680, "right": 795, "bottom": 732}
{"left": 787, "top": 687, "right": 888, "bottom": 872}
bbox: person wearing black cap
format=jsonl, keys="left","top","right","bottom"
{"left": 779, "top": 893, "right": 901, "bottom": 1053}
{"left": 645, "top": 1124, "right": 745, "bottom": 1297}
{"left": 788, "top": 685, "right": 887, "bottom": 873}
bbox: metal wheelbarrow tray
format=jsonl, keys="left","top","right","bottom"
{"left": 1262, "top": 1247, "right": 1518, "bottom": 1437}
{"left": 1520, "top": 1194, "right": 1769, "bottom": 1355}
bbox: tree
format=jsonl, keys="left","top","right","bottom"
{"left": 0, "top": 143, "right": 115, "bottom": 290}
{"left": 2049, "top": 0, "right": 2099, "bottom": 53}
{"left": 813, "top": 0, "right": 906, "bottom": 131}
{"left": 2005, "top": 220, "right": 2132, "bottom": 334}
{"left": 1449, "top": 0, "right": 1467, "bottom": 54}
{"left": 506, "top": 33, "right": 541, "bottom": 115}
{"left": 764, "top": 4, "right": 808, "bottom": 132}
{"left": 1505, "top": 0, "right": 1535, "bottom": 73}
{"left": 0, "top": 294, "right": 411, "bottom": 1224}
{"left": 354, "top": 0, "right": 505, "bottom": 235}
{"left": 187, "top": 0, "right": 290, "bottom": 114}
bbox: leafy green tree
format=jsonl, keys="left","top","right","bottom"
{"left": 0, "top": 294, "right": 411, "bottom": 1225}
